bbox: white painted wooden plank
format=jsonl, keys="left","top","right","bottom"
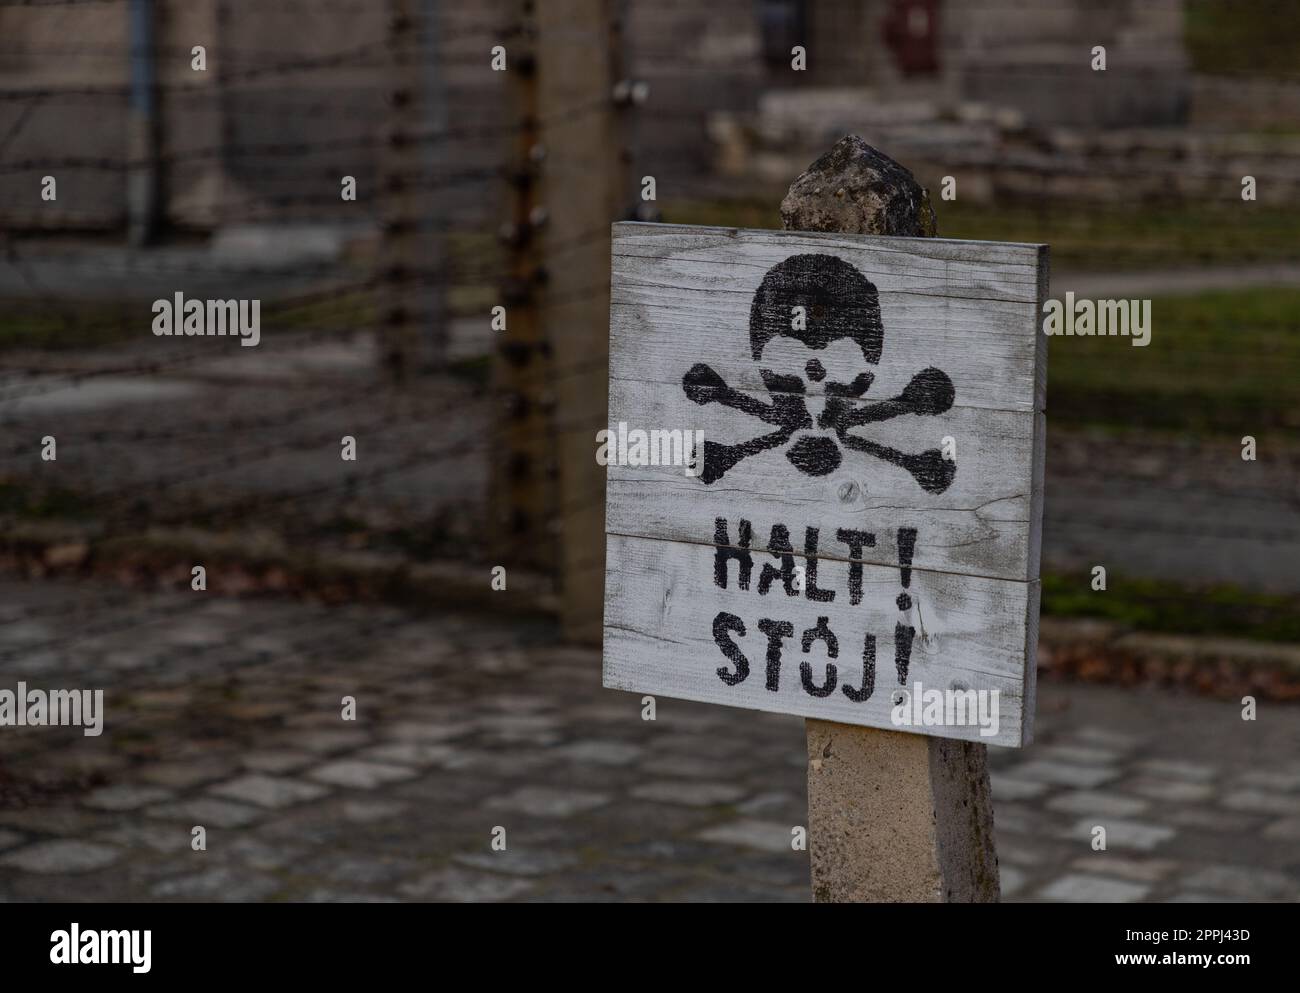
{"left": 613, "top": 222, "right": 1045, "bottom": 288}
{"left": 1028, "top": 411, "right": 1048, "bottom": 592}
{"left": 1033, "top": 244, "right": 1051, "bottom": 413}
{"left": 603, "top": 532, "right": 1034, "bottom": 747}
{"left": 603, "top": 222, "right": 1046, "bottom": 746}
{"left": 1022, "top": 568, "right": 1041, "bottom": 745}
{"left": 606, "top": 377, "right": 1042, "bottom": 581}
{"left": 610, "top": 221, "right": 1046, "bottom": 415}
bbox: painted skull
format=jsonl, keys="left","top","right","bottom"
{"left": 683, "top": 252, "right": 957, "bottom": 493}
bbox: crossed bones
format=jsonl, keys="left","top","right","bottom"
{"left": 682, "top": 361, "right": 957, "bottom": 493}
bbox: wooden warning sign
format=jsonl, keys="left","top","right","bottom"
{"left": 602, "top": 222, "right": 1048, "bottom": 747}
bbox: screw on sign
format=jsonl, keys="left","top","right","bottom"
{"left": 603, "top": 137, "right": 1047, "bottom": 901}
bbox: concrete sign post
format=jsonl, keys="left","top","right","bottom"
{"left": 602, "top": 136, "right": 1048, "bottom": 900}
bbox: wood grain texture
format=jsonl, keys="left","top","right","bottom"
{"left": 602, "top": 221, "right": 1047, "bottom": 746}
{"left": 611, "top": 223, "right": 1047, "bottom": 414}
{"left": 604, "top": 533, "right": 1035, "bottom": 746}
{"left": 607, "top": 378, "right": 1045, "bottom": 581}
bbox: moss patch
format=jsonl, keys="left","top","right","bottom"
{"left": 1042, "top": 571, "right": 1300, "bottom": 644}
{"left": 1047, "top": 288, "right": 1300, "bottom": 435}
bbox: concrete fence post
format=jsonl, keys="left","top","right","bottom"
{"left": 379, "top": 0, "right": 447, "bottom": 379}
{"left": 536, "top": 0, "right": 630, "bottom": 643}
{"left": 490, "top": 0, "right": 555, "bottom": 571}
{"left": 783, "top": 136, "right": 1001, "bottom": 903}
{"left": 127, "top": 0, "right": 161, "bottom": 246}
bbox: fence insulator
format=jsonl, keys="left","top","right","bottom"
{"left": 612, "top": 78, "right": 649, "bottom": 107}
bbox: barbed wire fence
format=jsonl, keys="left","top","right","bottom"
{"left": 0, "top": 0, "right": 646, "bottom": 637}
{"left": 1, "top": 0, "right": 1299, "bottom": 657}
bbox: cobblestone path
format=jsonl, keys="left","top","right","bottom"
{"left": 1, "top": 578, "right": 1297, "bottom": 902}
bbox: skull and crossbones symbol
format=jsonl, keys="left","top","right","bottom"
{"left": 683, "top": 253, "right": 956, "bottom": 493}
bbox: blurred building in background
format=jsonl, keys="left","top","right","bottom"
{"left": 0, "top": 0, "right": 1297, "bottom": 640}
{"left": 1, "top": 0, "right": 1298, "bottom": 905}
{"left": 0, "top": 0, "right": 1214, "bottom": 238}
